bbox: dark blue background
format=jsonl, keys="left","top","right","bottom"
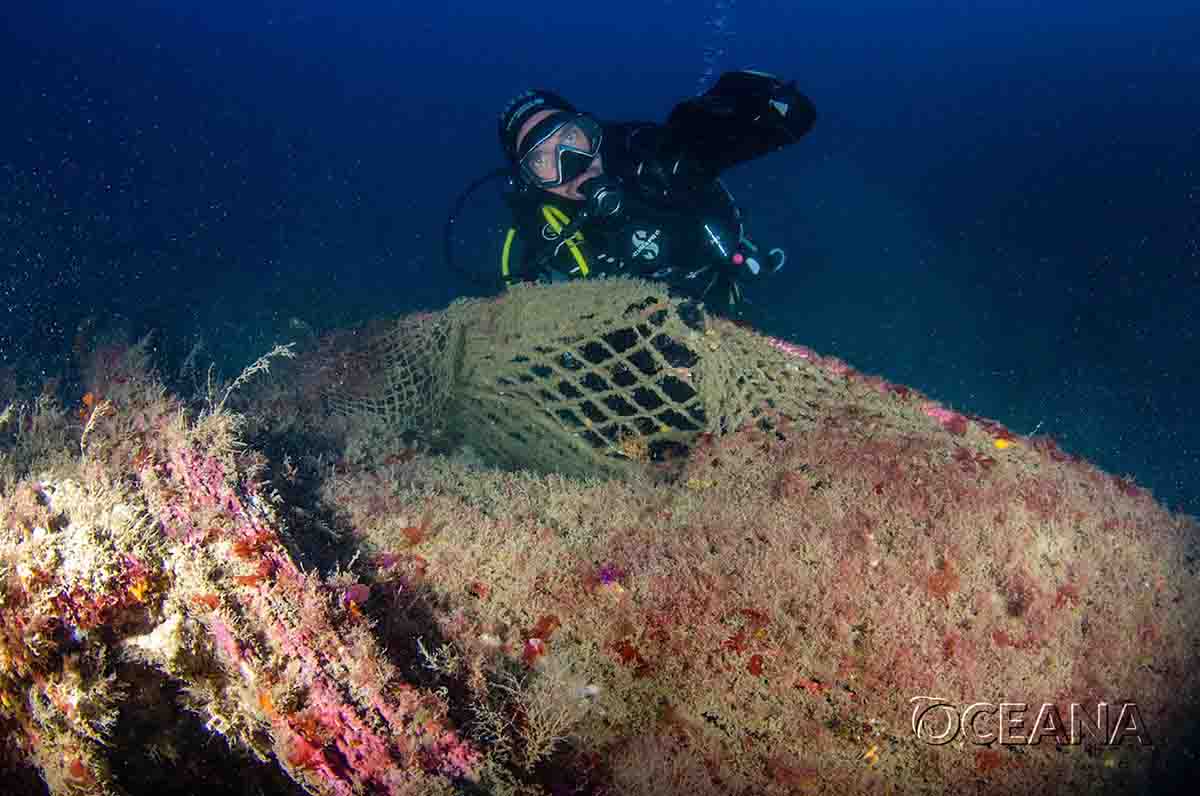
{"left": 1, "top": 1, "right": 1197, "bottom": 515}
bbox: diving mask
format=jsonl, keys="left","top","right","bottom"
{"left": 516, "top": 112, "right": 603, "bottom": 189}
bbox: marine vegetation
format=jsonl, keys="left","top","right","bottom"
{"left": 1, "top": 280, "right": 1197, "bottom": 795}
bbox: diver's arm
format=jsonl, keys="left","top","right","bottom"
{"left": 602, "top": 121, "right": 716, "bottom": 207}
{"left": 603, "top": 72, "right": 815, "bottom": 209}
{"left": 602, "top": 122, "right": 670, "bottom": 191}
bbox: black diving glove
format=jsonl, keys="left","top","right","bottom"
{"left": 629, "top": 70, "right": 815, "bottom": 207}
{"left": 663, "top": 70, "right": 817, "bottom": 177}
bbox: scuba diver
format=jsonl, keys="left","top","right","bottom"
{"left": 473, "top": 70, "right": 816, "bottom": 313}
{"left": 445, "top": 71, "right": 815, "bottom": 311}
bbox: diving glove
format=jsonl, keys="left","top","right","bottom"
{"left": 663, "top": 70, "right": 817, "bottom": 176}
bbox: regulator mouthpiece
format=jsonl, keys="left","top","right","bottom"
{"left": 580, "top": 177, "right": 623, "bottom": 218}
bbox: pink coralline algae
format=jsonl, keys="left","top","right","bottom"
{"left": 156, "top": 448, "right": 482, "bottom": 789}
{"left": 172, "top": 446, "right": 228, "bottom": 497}
{"left": 766, "top": 336, "right": 853, "bottom": 378}
{"left": 922, "top": 402, "right": 969, "bottom": 435}
{"left": 0, "top": 382, "right": 480, "bottom": 795}
{"left": 768, "top": 338, "right": 816, "bottom": 360}
{"left": 342, "top": 583, "right": 371, "bottom": 608}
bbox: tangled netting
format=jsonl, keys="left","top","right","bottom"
{"left": 315, "top": 311, "right": 461, "bottom": 432}
{"left": 313, "top": 278, "right": 866, "bottom": 478}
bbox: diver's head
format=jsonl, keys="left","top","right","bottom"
{"left": 499, "top": 89, "right": 604, "bottom": 202}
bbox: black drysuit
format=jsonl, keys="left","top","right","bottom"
{"left": 501, "top": 71, "right": 817, "bottom": 311}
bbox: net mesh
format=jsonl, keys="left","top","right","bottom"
{"left": 316, "top": 312, "right": 461, "bottom": 434}
{"left": 315, "top": 278, "right": 905, "bottom": 477}
{"left": 447, "top": 280, "right": 706, "bottom": 477}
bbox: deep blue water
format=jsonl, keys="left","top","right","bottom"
{"left": 1, "top": 0, "right": 1197, "bottom": 516}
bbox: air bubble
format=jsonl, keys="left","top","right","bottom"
{"left": 696, "top": 0, "right": 737, "bottom": 92}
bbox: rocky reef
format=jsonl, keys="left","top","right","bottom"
{"left": 2, "top": 286, "right": 1197, "bottom": 795}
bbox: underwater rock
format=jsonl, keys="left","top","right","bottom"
{"left": 2, "top": 280, "right": 1197, "bottom": 794}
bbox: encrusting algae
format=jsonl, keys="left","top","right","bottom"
{"left": 2, "top": 280, "right": 1198, "bottom": 795}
